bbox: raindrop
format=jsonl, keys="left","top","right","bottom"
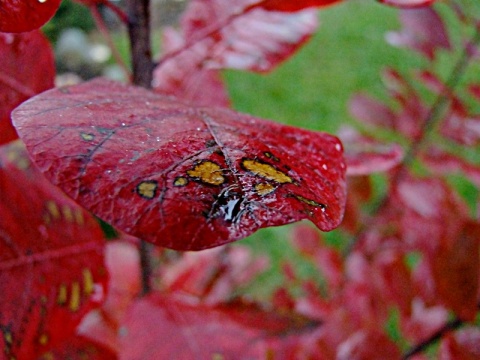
{"left": 38, "top": 0, "right": 47, "bottom": 3}
{"left": 121, "top": 122, "right": 126, "bottom": 127}
{"left": 335, "top": 143, "right": 342, "bottom": 152}
{"left": 156, "top": 137, "right": 161, "bottom": 142}
{"left": 322, "top": 164, "right": 328, "bottom": 170}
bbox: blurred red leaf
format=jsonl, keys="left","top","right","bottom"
{"left": 0, "top": 31, "right": 55, "bottom": 145}
{"left": 38, "top": 336, "right": 117, "bottom": 360}
{"left": 439, "top": 327, "right": 480, "bottom": 360}
{"left": 153, "top": 0, "right": 319, "bottom": 103}
{"left": 379, "top": 0, "right": 436, "bottom": 7}
{"left": 349, "top": 93, "right": 397, "bottom": 130}
{"left": 431, "top": 221, "right": 480, "bottom": 321}
{"left": 336, "top": 330, "right": 401, "bottom": 360}
{"left": 0, "top": 141, "right": 107, "bottom": 359}
{"left": 338, "top": 126, "right": 404, "bottom": 176}
{"left": 259, "top": 0, "right": 342, "bottom": 11}
{"left": 119, "top": 294, "right": 319, "bottom": 360}
{"left": 0, "top": 0, "right": 61, "bottom": 32}
{"left": 13, "top": 78, "right": 346, "bottom": 250}
{"left": 385, "top": 7, "right": 451, "bottom": 60}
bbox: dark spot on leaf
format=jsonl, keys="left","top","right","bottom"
{"left": 264, "top": 152, "right": 280, "bottom": 162}
{"left": 294, "top": 194, "right": 327, "bottom": 211}
{"left": 205, "top": 139, "right": 216, "bottom": 148}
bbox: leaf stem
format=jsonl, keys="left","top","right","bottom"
{"left": 345, "top": 23, "right": 480, "bottom": 255}
{"left": 139, "top": 240, "right": 153, "bottom": 295}
{"left": 402, "top": 318, "right": 463, "bottom": 359}
{"left": 126, "top": 0, "right": 153, "bottom": 88}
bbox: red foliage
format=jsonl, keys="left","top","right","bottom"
{"left": 12, "top": 78, "right": 346, "bottom": 250}
{"left": 0, "top": 0, "right": 61, "bottom": 32}
{"left": 3, "top": 0, "right": 480, "bottom": 358}
{"left": 0, "top": 31, "right": 55, "bottom": 145}
{"left": 0, "top": 142, "right": 108, "bottom": 358}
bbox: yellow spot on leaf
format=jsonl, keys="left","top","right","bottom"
{"left": 83, "top": 268, "right": 94, "bottom": 295}
{"left": 40, "top": 353, "right": 54, "bottom": 360}
{"left": 136, "top": 181, "right": 158, "bottom": 199}
{"left": 80, "top": 132, "right": 95, "bottom": 141}
{"left": 46, "top": 201, "right": 60, "bottom": 220}
{"left": 4, "top": 330, "right": 12, "bottom": 345}
{"left": 255, "top": 183, "right": 276, "bottom": 196}
{"left": 242, "top": 159, "right": 292, "bottom": 184}
{"left": 57, "top": 284, "right": 67, "bottom": 305}
{"left": 62, "top": 205, "right": 73, "bottom": 222}
{"left": 173, "top": 176, "right": 188, "bottom": 187}
{"left": 295, "top": 195, "right": 326, "bottom": 210}
{"left": 187, "top": 161, "right": 225, "bottom": 185}
{"left": 69, "top": 282, "right": 80, "bottom": 312}
{"left": 38, "top": 334, "right": 48, "bottom": 346}
{"left": 212, "top": 354, "right": 224, "bottom": 360}
{"left": 74, "top": 209, "right": 84, "bottom": 226}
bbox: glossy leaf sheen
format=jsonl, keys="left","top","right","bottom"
{"left": 13, "top": 78, "right": 346, "bottom": 250}
{"left": 0, "top": 0, "right": 61, "bottom": 32}
{"left": 0, "top": 31, "right": 55, "bottom": 145}
{"left": 0, "top": 142, "right": 107, "bottom": 358}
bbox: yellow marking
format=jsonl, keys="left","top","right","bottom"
{"left": 38, "top": 334, "right": 48, "bottom": 346}
{"left": 80, "top": 132, "right": 95, "bottom": 141}
{"left": 69, "top": 282, "right": 81, "bottom": 312}
{"left": 242, "top": 159, "right": 292, "bottom": 184}
{"left": 255, "top": 183, "right": 276, "bottom": 196}
{"left": 212, "top": 355, "right": 224, "bottom": 360}
{"left": 4, "top": 330, "right": 12, "bottom": 345}
{"left": 187, "top": 161, "right": 225, "bottom": 185}
{"left": 40, "top": 353, "right": 54, "bottom": 360}
{"left": 264, "top": 152, "right": 279, "bottom": 162}
{"left": 6, "top": 148, "right": 30, "bottom": 170}
{"left": 295, "top": 195, "right": 326, "bottom": 210}
{"left": 137, "top": 181, "right": 158, "bottom": 199}
{"left": 57, "top": 284, "right": 67, "bottom": 305}
{"left": 74, "top": 209, "right": 84, "bottom": 226}
{"left": 173, "top": 176, "right": 188, "bottom": 187}
{"left": 62, "top": 205, "right": 74, "bottom": 222}
{"left": 83, "top": 268, "right": 94, "bottom": 295}
{"left": 46, "top": 201, "right": 60, "bottom": 220}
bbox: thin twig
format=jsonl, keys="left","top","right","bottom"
{"left": 344, "top": 24, "right": 480, "bottom": 255}
{"left": 139, "top": 240, "right": 153, "bottom": 295}
{"left": 90, "top": 5, "right": 132, "bottom": 82}
{"left": 402, "top": 318, "right": 463, "bottom": 359}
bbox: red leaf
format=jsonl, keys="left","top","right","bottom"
{"left": 153, "top": 0, "right": 319, "bottom": 102}
{"left": 38, "top": 336, "right": 117, "bottom": 360}
{"left": 259, "top": 0, "right": 342, "bottom": 11}
{"left": 0, "top": 141, "right": 107, "bottom": 358}
{"left": 378, "top": 0, "right": 436, "bottom": 7}
{"left": 0, "top": 31, "right": 55, "bottom": 145}
{"left": 13, "top": 78, "right": 346, "bottom": 250}
{"left": 431, "top": 221, "right": 480, "bottom": 321}
{"left": 439, "top": 327, "right": 480, "bottom": 360}
{"left": 0, "top": 0, "right": 61, "bottom": 32}
{"left": 153, "top": 27, "right": 230, "bottom": 107}
{"left": 336, "top": 330, "right": 401, "bottom": 360}
{"left": 120, "top": 294, "right": 319, "bottom": 359}
{"left": 385, "top": 7, "right": 451, "bottom": 60}
{"left": 349, "top": 93, "right": 397, "bottom": 130}
{"left": 338, "top": 126, "right": 404, "bottom": 176}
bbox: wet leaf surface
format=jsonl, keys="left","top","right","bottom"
{"left": 13, "top": 78, "right": 346, "bottom": 250}
{"left": 0, "top": 141, "right": 108, "bottom": 358}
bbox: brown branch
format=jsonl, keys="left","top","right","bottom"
{"left": 126, "top": 0, "right": 153, "bottom": 88}
{"left": 402, "top": 318, "right": 463, "bottom": 359}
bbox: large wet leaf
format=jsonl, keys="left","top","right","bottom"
{"left": 0, "top": 141, "right": 107, "bottom": 358}
{"left": 13, "top": 78, "right": 346, "bottom": 250}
